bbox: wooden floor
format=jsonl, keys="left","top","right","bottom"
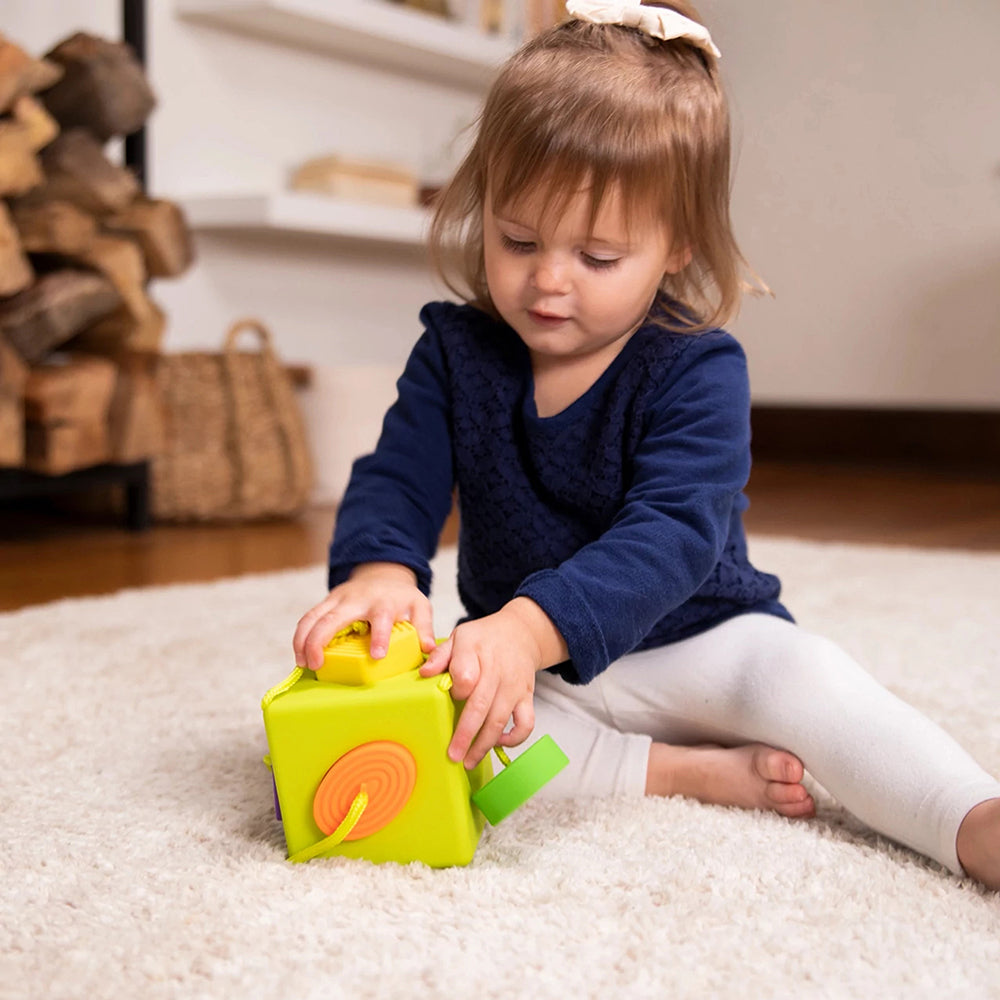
{"left": 3, "top": 459, "right": 1000, "bottom": 612}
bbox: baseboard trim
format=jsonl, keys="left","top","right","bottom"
{"left": 750, "top": 406, "right": 1000, "bottom": 473}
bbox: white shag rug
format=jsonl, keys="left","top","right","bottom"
{"left": 1, "top": 538, "right": 998, "bottom": 1000}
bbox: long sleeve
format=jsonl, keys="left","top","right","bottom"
{"left": 514, "top": 337, "right": 753, "bottom": 682}
{"left": 327, "top": 325, "right": 455, "bottom": 595}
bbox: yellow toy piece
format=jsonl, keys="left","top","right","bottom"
{"left": 262, "top": 621, "right": 493, "bottom": 867}
{"left": 314, "top": 620, "right": 423, "bottom": 686}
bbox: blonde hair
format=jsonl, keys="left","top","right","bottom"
{"left": 429, "top": 1, "right": 754, "bottom": 332}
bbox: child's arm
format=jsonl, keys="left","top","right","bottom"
{"left": 292, "top": 562, "right": 437, "bottom": 670}
{"left": 419, "top": 596, "right": 568, "bottom": 768}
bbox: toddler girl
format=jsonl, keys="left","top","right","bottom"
{"left": 294, "top": 1, "right": 1000, "bottom": 888}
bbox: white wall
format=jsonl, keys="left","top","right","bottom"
{"left": 5, "top": 1, "right": 999, "bottom": 413}
{"left": 706, "top": 0, "right": 1000, "bottom": 408}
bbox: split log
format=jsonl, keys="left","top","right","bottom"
{"left": 42, "top": 33, "right": 155, "bottom": 141}
{"left": 37, "top": 128, "right": 139, "bottom": 216}
{"left": 0, "top": 330, "right": 27, "bottom": 393}
{"left": 0, "top": 33, "right": 63, "bottom": 115}
{"left": 10, "top": 198, "right": 97, "bottom": 256}
{"left": 65, "top": 233, "right": 166, "bottom": 352}
{"left": 0, "top": 390, "right": 24, "bottom": 465}
{"left": 0, "top": 117, "right": 43, "bottom": 198}
{"left": 24, "top": 351, "right": 116, "bottom": 423}
{"left": 76, "top": 234, "right": 148, "bottom": 322}
{"left": 25, "top": 418, "right": 110, "bottom": 475}
{"left": 10, "top": 94, "right": 59, "bottom": 151}
{"left": 23, "top": 352, "right": 117, "bottom": 475}
{"left": 0, "top": 201, "right": 34, "bottom": 297}
{"left": 0, "top": 268, "right": 120, "bottom": 363}
{"left": 0, "top": 332, "right": 27, "bottom": 466}
{"left": 73, "top": 296, "right": 166, "bottom": 354}
{"left": 104, "top": 198, "right": 194, "bottom": 278}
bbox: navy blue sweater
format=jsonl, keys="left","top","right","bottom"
{"left": 329, "top": 300, "right": 791, "bottom": 684}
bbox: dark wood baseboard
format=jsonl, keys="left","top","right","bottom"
{"left": 750, "top": 406, "right": 1000, "bottom": 474}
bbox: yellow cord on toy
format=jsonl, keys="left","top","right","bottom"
{"left": 261, "top": 667, "right": 305, "bottom": 710}
{"left": 264, "top": 623, "right": 381, "bottom": 709}
{"left": 287, "top": 786, "right": 370, "bottom": 864}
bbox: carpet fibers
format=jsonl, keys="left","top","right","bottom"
{"left": 1, "top": 538, "right": 998, "bottom": 999}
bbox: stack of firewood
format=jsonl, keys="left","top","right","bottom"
{"left": 0, "top": 30, "right": 193, "bottom": 475}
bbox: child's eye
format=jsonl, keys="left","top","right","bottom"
{"left": 582, "top": 254, "right": 621, "bottom": 270}
{"left": 500, "top": 234, "right": 535, "bottom": 254}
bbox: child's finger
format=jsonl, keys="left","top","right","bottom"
{"left": 419, "top": 636, "right": 452, "bottom": 677}
{"left": 464, "top": 704, "right": 513, "bottom": 769}
{"left": 497, "top": 698, "right": 535, "bottom": 748}
{"left": 367, "top": 610, "right": 396, "bottom": 659}
{"left": 292, "top": 597, "right": 335, "bottom": 662}
{"left": 446, "top": 648, "right": 481, "bottom": 701}
{"left": 448, "top": 673, "right": 498, "bottom": 764}
{"left": 302, "top": 606, "right": 366, "bottom": 670}
{"left": 410, "top": 600, "right": 437, "bottom": 653}
{"left": 302, "top": 615, "right": 343, "bottom": 671}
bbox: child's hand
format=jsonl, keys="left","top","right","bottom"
{"left": 292, "top": 562, "right": 435, "bottom": 671}
{"left": 420, "top": 597, "right": 568, "bottom": 769}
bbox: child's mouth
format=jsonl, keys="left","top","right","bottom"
{"left": 528, "top": 310, "right": 569, "bottom": 327}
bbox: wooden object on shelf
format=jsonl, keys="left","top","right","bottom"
{"left": 10, "top": 198, "right": 97, "bottom": 256}
{"left": 0, "top": 201, "right": 34, "bottom": 297}
{"left": 0, "top": 331, "right": 28, "bottom": 467}
{"left": 526, "top": 0, "right": 566, "bottom": 35}
{"left": 290, "top": 156, "right": 419, "bottom": 209}
{"left": 395, "top": 0, "right": 451, "bottom": 15}
{"left": 0, "top": 268, "right": 121, "bottom": 363}
{"left": 0, "top": 33, "right": 63, "bottom": 115}
{"left": 479, "top": 0, "right": 505, "bottom": 33}
{"left": 37, "top": 128, "right": 140, "bottom": 216}
{"left": 103, "top": 197, "right": 194, "bottom": 278}
{"left": 41, "top": 33, "right": 156, "bottom": 142}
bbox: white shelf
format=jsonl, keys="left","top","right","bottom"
{"left": 176, "top": 0, "right": 516, "bottom": 88}
{"left": 181, "top": 191, "right": 431, "bottom": 246}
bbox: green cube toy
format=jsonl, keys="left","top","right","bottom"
{"left": 262, "top": 622, "right": 568, "bottom": 867}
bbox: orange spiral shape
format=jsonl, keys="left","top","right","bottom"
{"left": 313, "top": 741, "right": 417, "bottom": 841}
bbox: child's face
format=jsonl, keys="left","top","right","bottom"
{"left": 483, "top": 182, "right": 688, "bottom": 366}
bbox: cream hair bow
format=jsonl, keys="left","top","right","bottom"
{"left": 565, "top": 0, "right": 721, "bottom": 59}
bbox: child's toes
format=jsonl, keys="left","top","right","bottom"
{"left": 752, "top": 745, "right": 804, "bottom": 784}
{"left": 774, "top": 793, "right": 816, "bottom": 819}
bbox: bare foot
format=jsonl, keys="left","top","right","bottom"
{"left": 956, "top": 797, "right": 1000, "bottom": 890}
{"left": 645, "top": 742, "right": 816, "bottom": 819}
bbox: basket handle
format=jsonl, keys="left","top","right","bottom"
{"left": 224, "top": 317, "right": 275, "bottom": 354}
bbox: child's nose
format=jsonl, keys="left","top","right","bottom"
{"left": 531, "top": 254, "right": 570, "bottom": 294}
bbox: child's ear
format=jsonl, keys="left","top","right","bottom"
{"left": 664, "top": 245, "right": 693, "bottom": 275}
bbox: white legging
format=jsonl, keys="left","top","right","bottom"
{"left": 514, "top": 614, "right": 1000, "bottom": 875}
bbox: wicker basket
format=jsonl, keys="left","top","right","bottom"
{"left": 152, "top": 319, "right": 313, "bottom": 521}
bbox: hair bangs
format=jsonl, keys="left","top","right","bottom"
{"left": 485, "top": 93, "right": 679, "bottom": 247}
